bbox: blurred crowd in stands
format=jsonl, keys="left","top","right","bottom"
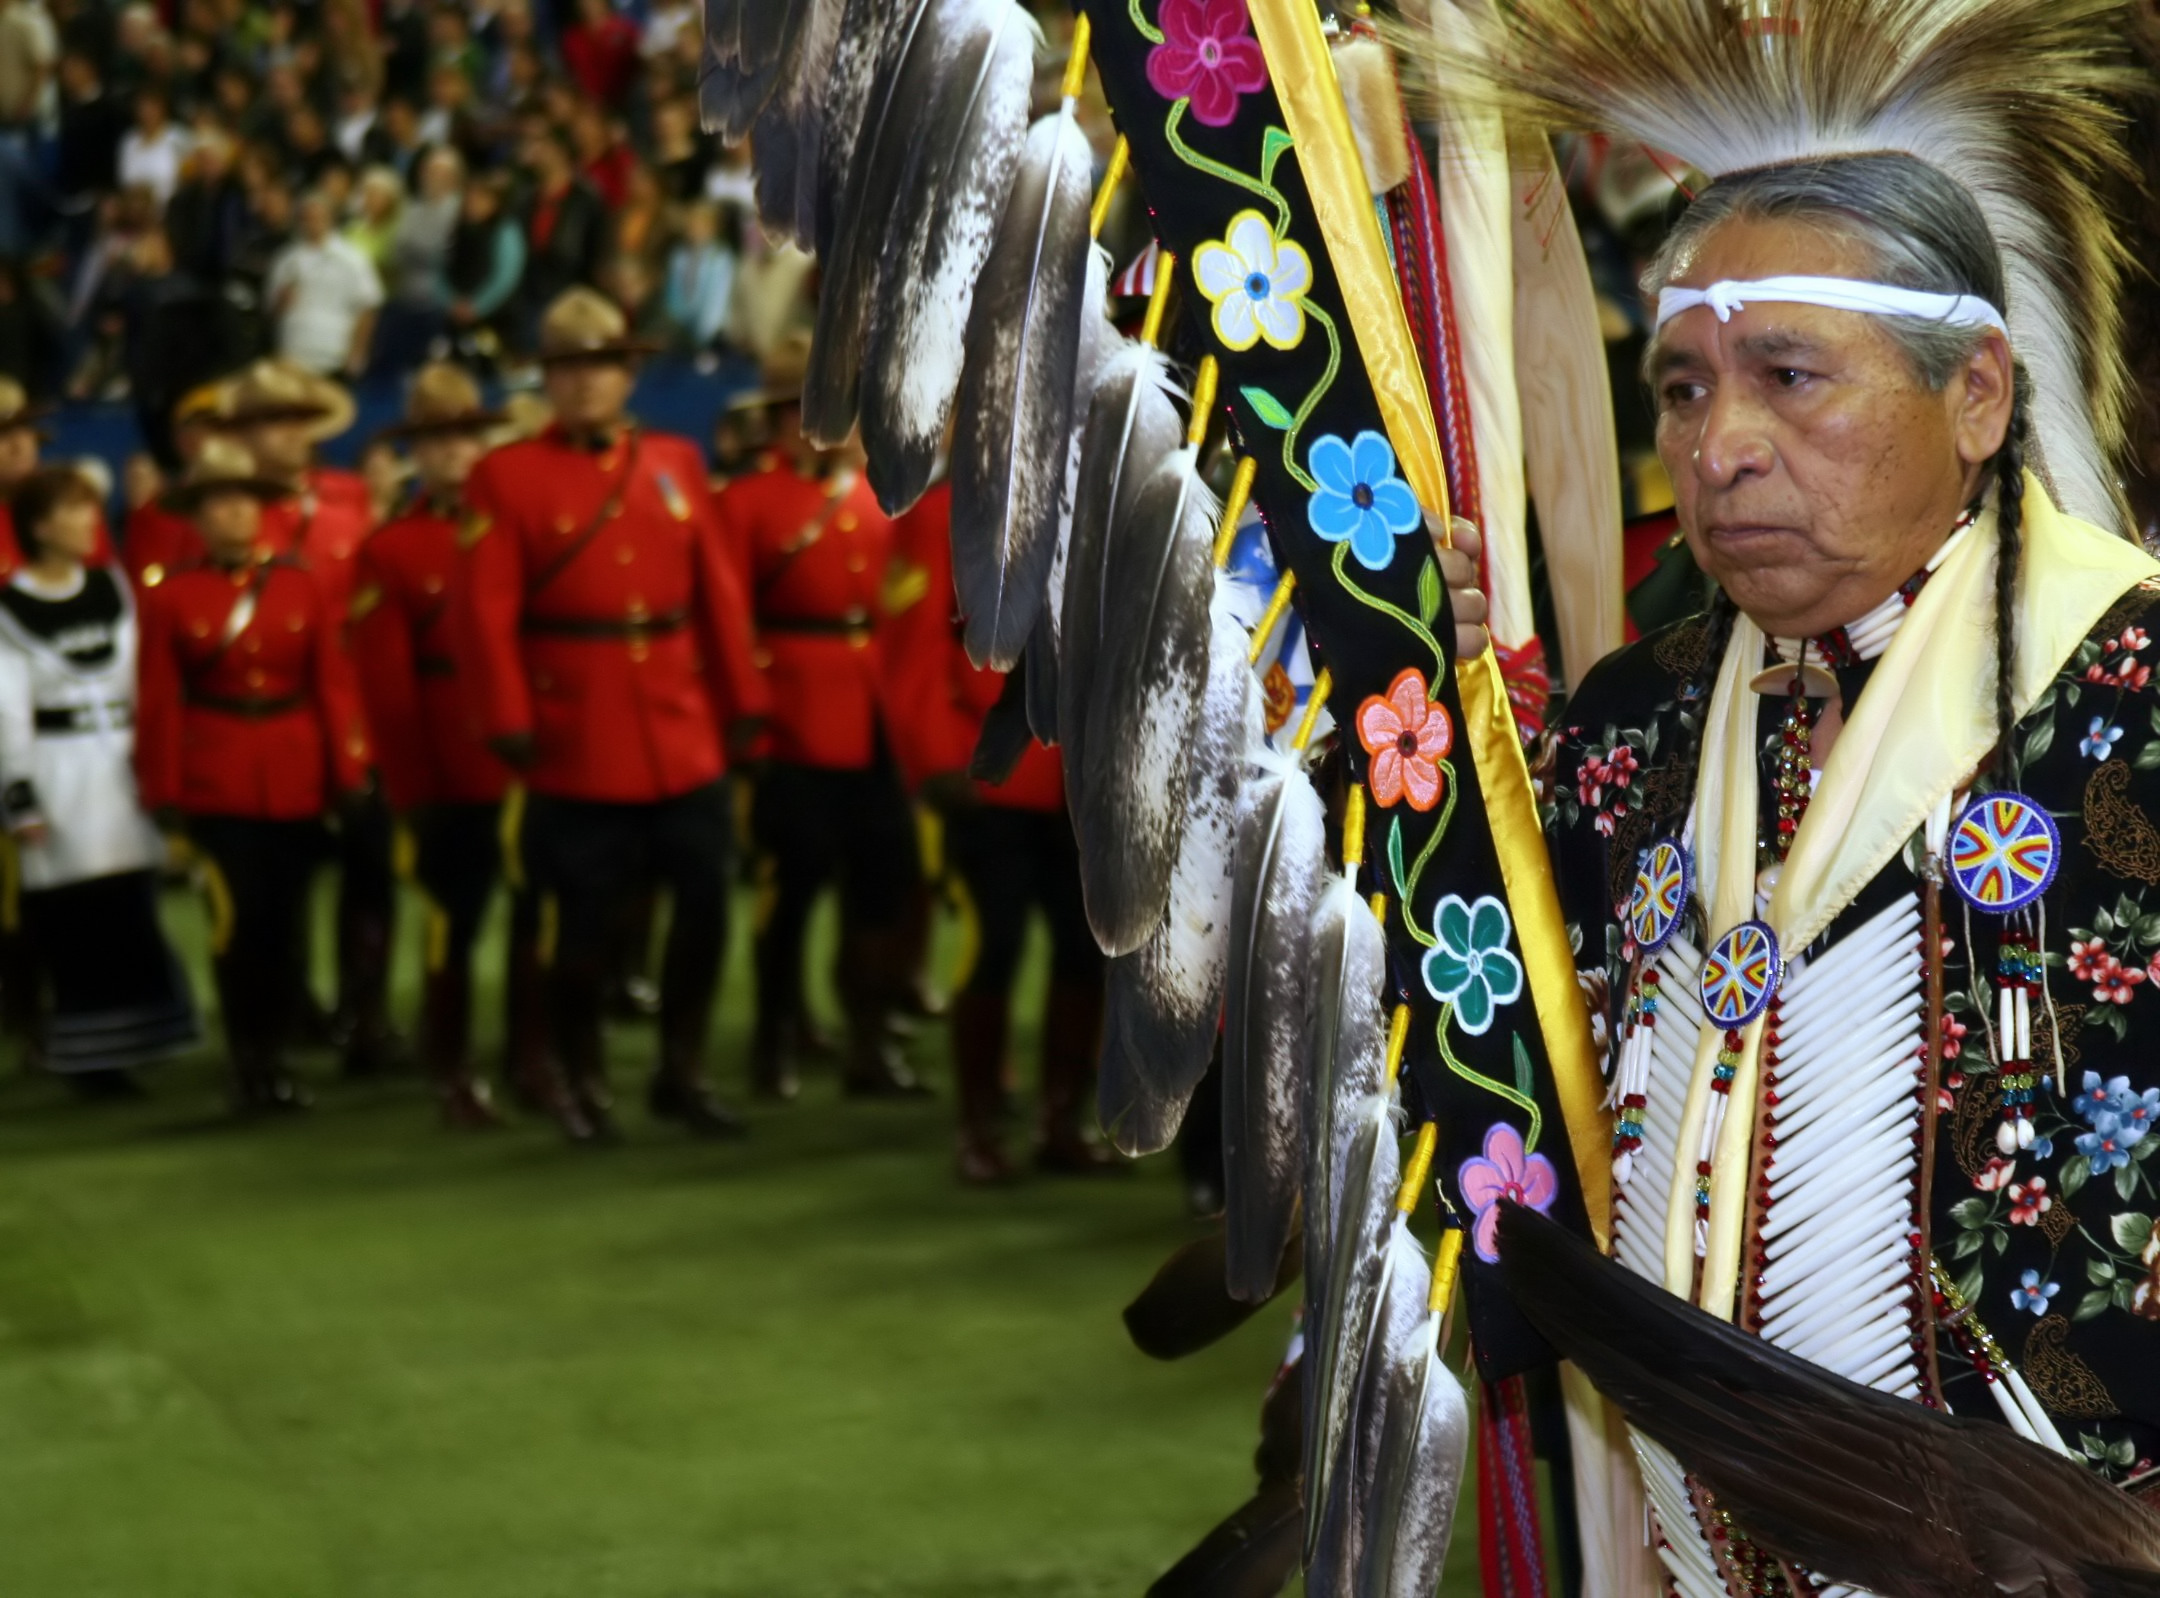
{"left": 0, "top": 0, "right": 815, "bottom": 461}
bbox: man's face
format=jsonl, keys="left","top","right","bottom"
{"left": 198, "top": 489, "right": 261, "bottom": 558}
{"left": 412, "top": 432, "right": 482, "bottom": 489}
{"left": 247, "top": 420, "right": 312, "bottom": 481}
{"left": 1651, "top": 217, "right": 2011, "bottom": 639}
{"left": 0, "top": 424, "right": 39, "bottom": 485}
{"left": 543, "top": 358, "right": 634, "bottom": 433}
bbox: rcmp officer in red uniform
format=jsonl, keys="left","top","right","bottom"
{"left": 717, "top": 364, "right": 927, "bottom": 1102}
{"left": 453, "top": 288, "right": 769, "bottom": 1143}
{"left": 135, "top": 439, "right": 373, "bottom": 1112}
{"left": 214, "top": 360, "right": 400, "bottom": 1078}
{"left": 123, "top": 384, "right": 233, "bottom": 590}
{"left": 883, "top": 482, "right": 1109, "bottom": 1183}
{"left": 352, "top": 363, "right": 542, "bottom": 1129}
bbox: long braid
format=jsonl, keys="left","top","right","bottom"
{"left": 1661, "top": 588, "right": 1739, "bottom": 844}
{"left": 1992, "top": 367, "right": 2031, "bottom": 781}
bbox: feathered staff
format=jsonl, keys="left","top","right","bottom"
{"left": 1496, "top": 1201, "right": 2160, "bottom": 1598}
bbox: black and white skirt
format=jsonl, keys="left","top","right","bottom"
{"left": 18, "top": 870, "right": 199, "bottom": 1072}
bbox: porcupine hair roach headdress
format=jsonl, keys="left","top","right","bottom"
{"left": 1435, "top": 0, "right": 2138, "bottom": 531}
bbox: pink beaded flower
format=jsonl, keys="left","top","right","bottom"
{"left": 1458, "top": 1122, "right": 1559, "bottom": 1264}
{"left": 1146, "top": 0, "right": 1269, "bottom": 127}
{"left": 1356, "top": 667, "right": 1451, "bottom": 812}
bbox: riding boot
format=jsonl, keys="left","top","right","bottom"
{"left": 501, "top": 908, "right": 551, "bottom": 1111}
{"left": 423, "top": 963, "right": 501, "bottom": 1129}
{"left": 839, "top": 925, "right": 929, "bottom": 1098}
{"left": 1036, "top": 975, "right": 1117, "bottom": 1174}
{"left": 219, "top": 959, "right": 308, "bottom": 1115}
{"left": 648, "top": 1003, "right": 746, "bottom": 1139}
{"left": 337, "top": 897, "right": 403, "bottom": 1077}
{"left": 950, "top": 991, "right": 1012, "bottom": 1184}
{"left": 749, "top": 1012, "right": 802, "bottom": 1102}
{"left": 542, "top": 974, "right": 611, "bottom": 1144}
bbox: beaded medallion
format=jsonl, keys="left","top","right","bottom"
{"left": 1946, "top": 792, "right": 2060, "bottom": 915}
{"left": 1625, "top": 837, "right": 1691, "bottom": 955}
{"left": 1699, "top": 919, "right": 1783, "bottom": 1029}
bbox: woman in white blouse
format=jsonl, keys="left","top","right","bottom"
{"left": 0, "top": 467, "right": 196, "bottom": 1092}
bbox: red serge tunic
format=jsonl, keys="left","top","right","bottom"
{"left": 716, "top": 462, "right": 897, "bottom": 770}
{"left": 880, "top": 483, "right": 1063, "bottom": 813}
{"left": 135, "top": 557, "right": 372, "bottom": 818}
{"left": 350, "top": 495, "right": 512, "bottom": 809}
{"left": 453, "top": 425, "right": 769, "bottom": 804}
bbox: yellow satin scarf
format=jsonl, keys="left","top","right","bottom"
{"left": 1667, "top": 474, "right": 2160, "bottom": 1314}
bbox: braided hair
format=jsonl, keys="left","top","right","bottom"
{"left": 1991, "top": 365, "right": 2033, "bottom": 784}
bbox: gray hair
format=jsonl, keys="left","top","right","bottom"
{"left": 1641, "top": 153, "right": 2006, "bottom": 392}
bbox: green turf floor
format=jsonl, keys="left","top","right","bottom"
{"left": 0, "top": 881, "right": 1486, "bottom": 1597}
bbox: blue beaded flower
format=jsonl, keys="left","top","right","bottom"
{"left": 1307, "top": 430, "right": 1421, "bottom": 572}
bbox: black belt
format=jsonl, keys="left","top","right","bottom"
{"left": 416, "top": 655, "right": 456, "bottom": 678}
{"left": 185, "top": 691, "right": 305, "bottom": 718}
{"left": 34, "top": 703, "right": 132, "bottom": 734}
{"left": 760, "top": 614, "right": 872, "bottom": 636}
{"left": 520, "top": 609, "right": 689, "bottom": 640}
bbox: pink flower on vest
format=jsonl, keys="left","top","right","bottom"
{"left": 1146, "top": 0, "right": 1269, "bottom": 127}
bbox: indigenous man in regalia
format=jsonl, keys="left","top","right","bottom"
{"left": 1432, "top": 0, "right": 2160, "bottom": 1584}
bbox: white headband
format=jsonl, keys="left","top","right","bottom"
{"left": 1654, "top": 275, "right": 2009, "bottom": 337}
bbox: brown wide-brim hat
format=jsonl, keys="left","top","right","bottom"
{"left": 0, "top": 375, "right": 54, "bottom": 438}
{"left": 378, "top": 360, "right": 505, "bottom": 441}
{"left": 753, "top": 330, "right": 811, "bottom": 407}
{"left": 536, "top": 287, "right": 662, "bottom": 365}
{"left": 209, "top": 359, "right": 358, "bottom": 443}
{"left": 163, "top": 437, "right": 297, "bottom": 512}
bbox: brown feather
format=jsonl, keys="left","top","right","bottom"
{"left": 1494, "top": 1202, "right": 2160, "bottom": 1598}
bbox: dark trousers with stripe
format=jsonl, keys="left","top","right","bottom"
{"left": 521, "top": 781, "right": 731, "bottom": 1084}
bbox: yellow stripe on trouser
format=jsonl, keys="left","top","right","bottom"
{"left": 944, "top": 870, "right": 981, "bottom": 996}
{"left": 498, "top": 782, "right": 527, "bottom": 893}
{"left": 422, "top": 898, "right": 450, "bottom": 974}
{"left": 198, "top": 856, "right": 236, "bottom": 958}
{"left": 537, "top": 893, "right": 558, "bottom": 969}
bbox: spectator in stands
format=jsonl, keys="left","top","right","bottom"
{"left": 266, "top": 190, "right": 381, "bottom": 377}
{"left": 418, "top": 58, "right": 484, "bottom": 165}
{"left": 570, "top": 99, "right": 630, "bottom": 211}
{"left": 598, "top": 251, "right": 665, "bottom": 345}
{"left": 444, "top": 169, "right": 521, "bottom": 363}
{"left": 514, "top": 125, "right": 603, "bottom": 354}
{"left": 164, "top": 131, "right": 245, "bottom": 284}
{"left": 647, "top": 94, "right": 705, "bottom": 205}
{"left": 117, "top": 87, "right": 187, "bottom": 210}
{"left": 376, "top": 146, "right": 462, "bottom": 372}
{"left": 283, "top": 102, "right": 347, "bottom": 192}
{"left": 54, "top": 48, "right": 123, "bottom": 260}
{"left": 561, "top": 0, "right": 636, "bottom": 109}
{"left": 344, "top": 166, "right": 404, "bottom": 274}
{"left": 371, "top": 97, "right": 428, "bottom": 183}
{"left": 106, "top": 227, "right": 228, "bottom": 465}
{"left": 479, "top": 0, "right": 536, "bottom": 105}
{"left": 663, "top": 200, "right": 734, "bottom": 355}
